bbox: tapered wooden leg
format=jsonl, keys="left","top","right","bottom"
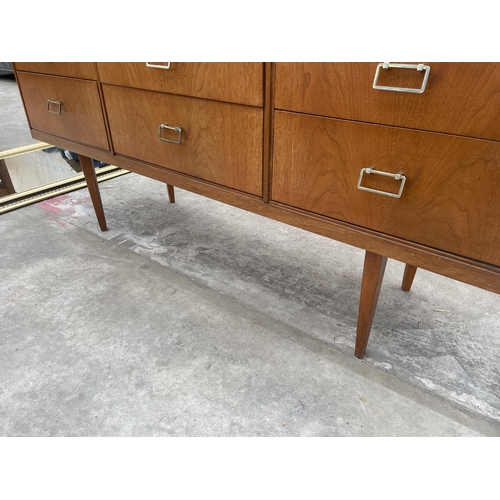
{"left": 355, "top": 251, "right": 388, "bottom": 359}
{"left": 167, "top": 184, "right": 175, "bottom": 203}
{"left": 401, "top": 264, "right": 417, "bottom": 292}
{"left": 80, "top": 155, "right": 107, "bottom": 231}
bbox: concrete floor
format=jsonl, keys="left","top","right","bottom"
{"left": 0, "top": 74, "right": 39, "bottom": 151}
{"left": 1, "top": 173, "right": 499, "bottom": 436}
{"left": 1, "top": 73, "right": 499, "bottom": 436}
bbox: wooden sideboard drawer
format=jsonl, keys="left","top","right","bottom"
{"left": 14, "top": 62, "right": 98, "bottom": 80}
{"left": 103, "top": 85, "right": 263, "bottom": 196}
{"left": 16, "top": 72, "right": 110, "bottom": 150}
{"left": 272, "top": 111, "right": 500, "bottom": 266}
{"left": 275, "top": 63, "right": 500, "bottom": 141}
{"left": 97, "top": 63, "right": 264, "bottom": 107}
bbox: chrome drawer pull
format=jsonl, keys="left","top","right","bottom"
{"left": 146, "top": 62, "right": 171, "bottom": 69}
{"left": 373, "top": 62, "right": 430, "bottom": 93}
{"left": 46, "top": 99, "right": 62, "bottom": 115}
{"left": 357, "top": 167, "right": 406, "bottom": 198}
{"left": 158, "top": 123, "right": 182, "bottom": 144}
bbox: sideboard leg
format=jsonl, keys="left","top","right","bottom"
{"left": 80, "top": 155, "right": 108, "bottom": 232}
{"left": 355, "top": 251, "right": 388, "bottom": 359}
{"left": 401, "top": 264, "right": 417, "bottom": 292}
{"left": 167, "top": 184, "right": 175, "bottom": 203}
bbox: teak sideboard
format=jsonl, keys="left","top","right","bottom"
{"left": 13, "top": 62, "right": 500, "bottom": 358}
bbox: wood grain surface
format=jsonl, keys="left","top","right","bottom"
{"left": 16, "top": 72, "right": 109, "bottom": 150}
{"left": 272, "top": 111, "right": 500, "bottom": 266}
{"left": 103, "top": 85, "right": 263, "bottom": 196}
{"left": 355, "top": 252, "right": 388, "bottom": 358}
{"left": 14, "top": 63, "right": 98, "bottom": 80}
{"left": 98, "top": 63, "right": 264, "bottom": 107}
{"left": 275, "top": 63, "right": 500, "bottom": 141}
{"left": 401, "top": 264, "right": 418, "bottom": 292}
{"left": 79, "top": 155, "right": 108, "bottom": 231}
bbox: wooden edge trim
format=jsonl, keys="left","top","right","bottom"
{"left": 262, "top": 62, "right": 275, "bottom": 203}
{"left": 0, "top": 142, "right": 52, "bottom": 160}
{"left": 95, "top": 64, "right": 115, "bottom": 155}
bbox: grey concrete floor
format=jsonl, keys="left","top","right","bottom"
{"left": 1, "top": 173, "right": 499, "bottom": 436}
{"left": 0, "top": 74, "right": 39, "bottom": 151}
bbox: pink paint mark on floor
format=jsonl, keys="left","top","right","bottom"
{"left": 38, "top": 195, "right": 72, "bottom": 214}
{"left": 38, "top": 193, "right": 92, "bottom": 217}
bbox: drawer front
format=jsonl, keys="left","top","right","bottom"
{"left": 98, "top": 63, "right": 264, "bottom": 106}
{"left": 272, "top": 111, "right": 500, "bottom": 266}
{"left": 15, "top": 62, "right": 97, "bottom": 80}
{"left": 275, "top": 63, "right": 500, "bottom": 141}
{"left": 17, "top": 73, "right": 109, "bottom": 150}
{"left": 103, "top": 85, "right": 263, "bottom": 196}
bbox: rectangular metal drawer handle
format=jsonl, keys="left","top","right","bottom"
{"left": 357, "top": 167, "right": 406, "bottom": 198}
{"left": 146, "top": 62, "right": 171, "bottom": 69}
{"left": 158, "top": 123, "right": 182, "bottom": 144}
{"left": 46, "top": 99, "right": 62, "bottom": 115}
{"left": 373, "top": 62, "right": 430, "bottom": 93}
